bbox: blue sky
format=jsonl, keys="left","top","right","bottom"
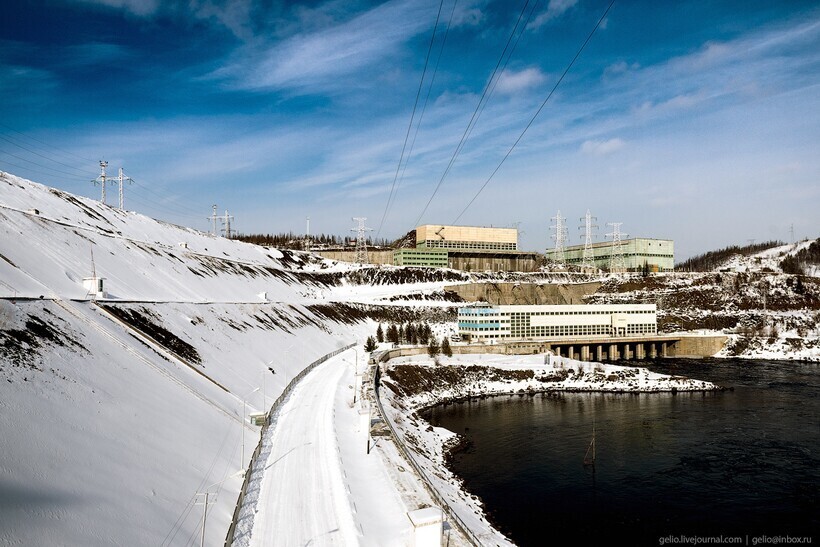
{"left": 1, "top": 0, "right": 818, "bottom": 259}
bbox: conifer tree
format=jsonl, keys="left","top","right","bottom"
{"left": 376, "top": 324, "right": 384, "bottom": 343}
{"left": 441, "top": 337, "right": 452, "bottom": 357}
{"left": 427, "top": 336, "right": 440, "bottom": 357}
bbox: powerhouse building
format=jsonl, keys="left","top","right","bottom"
{"left": 458, "top": 304, "right": 658, "bottom": 341}
{"left": 545, "top": 238, "right": 674, "bottom": 272}
{"left": 393, "top": 224, "right": 539, "bottom": 271}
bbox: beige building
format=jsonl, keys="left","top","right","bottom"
{"left": 416, "top": 224, "right": 518, "bottom": 251}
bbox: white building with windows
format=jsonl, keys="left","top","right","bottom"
{"left": 458, "top": 304, "right": 657, "bottom": 341}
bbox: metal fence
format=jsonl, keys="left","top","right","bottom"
{"left": 224, "top": 341, "right": 356, "bottom": 546}
{"left": 371, "top": 352, "right": 483, "bottom": 546}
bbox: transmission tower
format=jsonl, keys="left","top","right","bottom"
{"left": 351, "top": 217, "right": 372, "bottom": 265}
{"left": 208, "top": 205, "right": 219, "bottom": 236}
{"left": 550, "top": 210, "right": 568, "bottom": 264}
{"left": 579, "top": 209, "right": 598, "bottom": 270}
{"left": 606, "top": 222, "right": 628, "bottom": 272}
{"left": 92, "top": 160, "right": 109, "bottom": 204}
{"left": 115, "top": 167, "right": 133, "bottom": 210}
{"left": 220, "top": 210, "right": 234, "bottom": 238}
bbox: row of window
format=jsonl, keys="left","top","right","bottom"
{"left": 462, "top": 323, "right": 657, "bottom": 337}
{"left": 508, "top": 310, "right": 654, "bottom": 316}
{"left": 420, "top": 240, "right": 517, "bottom": 251}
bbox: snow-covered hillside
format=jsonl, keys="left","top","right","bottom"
{"left": 0, "top": 173, "right": 436, "bottom": 545}
{"left": 2, "top": 171, "right": 817, "bottom": 545}
{"left": 590, "top": 242, "right": 820, "bottom": 360}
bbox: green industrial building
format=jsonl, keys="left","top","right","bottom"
{"left": 546, "top": 238, "right": 674, "bottom": 272}
{"left": 392, "top": 248, "right": 449, "bottom": 268}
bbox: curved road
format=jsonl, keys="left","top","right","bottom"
{"left": 247, "top": 350, "right": 409, "bottom": 546}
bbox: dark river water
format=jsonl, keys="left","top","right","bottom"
{"left": 424, "top": 359, "right": 819, "bottom": 546}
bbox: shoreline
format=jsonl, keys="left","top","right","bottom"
{"left": 376, "top": 353, "right": 722, "bottom": 546}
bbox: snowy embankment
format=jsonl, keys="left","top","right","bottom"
{"left": 377, "top": 353, "right": 720, "bottom": 545}
{"left": 0, "top": 173, "right": 383, "bottom": 546}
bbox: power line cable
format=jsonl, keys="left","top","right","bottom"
{"left": 413, "top": 0, "right": 534, "bottom": 228}
{"left": 0, "top": 157, "right": 89, "bottom": 183}
{"left": 452, "top": 0, "right": 614, "bottom": 224}
{"left": 461, "top": 0, "right": 540, "bottom": 147}
{"left": 0, "top": 122, "right": 98, "bottom": 164}
{"left": 390, "top": 0, "right": 460, "bottom": 225}
{"left": 0, "top": 134, "right": 90, "bottom": 176}
{"left": 375, "top": 0, "right": 446, "bottom": 239}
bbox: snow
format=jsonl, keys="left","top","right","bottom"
{"left": 233, "top": 348, "right": 424, "bottom": 547}
{"left": 717, "top": 240, "right": 815, "bottom": 274}
{"left": 377, "top": 353, "right": 721, "bottom": 546}
{"left": 1, "top": 171, "right": 815, "bottom": 546}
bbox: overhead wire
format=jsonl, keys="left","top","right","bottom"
{"left": 452, "top": 0, "right": 615, "bottom": 224}
{"left": 375, "top": 0, "right": 446, "bottom": 239}
{"left": 0, "top": 121, "right": 98, "bottom": 164}
{"left": 413, "top": 0, "right": 534, "bottom": 228}
{"left": 0, "top": 134, "right": 91, "bottom": 176}
{"left": 390, "top": 0, "right": 460, "bottom": 224}
{"left": 0, "top": 122, "right": 217, "bottom": 228}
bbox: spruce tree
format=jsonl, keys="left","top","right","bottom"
{"left": 364, "top": 336, "right": 377, "bottom": 352}
{"left": 376, "top": 324, "right": 384, "bottom": 343}
{"left": 441, "top": 337, "right": 452, "bottom": 357}
{"left": 387, "top": 324, "right": 399, "bottom": 344}
{"left": 427, "top": 336, "right": 440, "bottom": 357}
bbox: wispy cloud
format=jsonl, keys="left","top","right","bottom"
{"left": 77, "top": 0, "right": 160, "bottom": 17}
{"left": 580, "top": 138, "right": 625, "bottom": 156}
{"left": 529, "top": 0, "right": 578, "bottom": 30}
{"left": 494, "top": 67, "right": 546, "bottom": 95}
{"left": 212, "top": 0, "right": 438, "bottom": 93}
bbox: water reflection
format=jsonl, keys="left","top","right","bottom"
{"left": 424, "top": 359, "right": 819, "bottom": 546}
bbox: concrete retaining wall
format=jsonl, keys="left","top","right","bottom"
{"left": 443, "top": 281, "right": 601, "bottom": 305}
{"left": 668, "top": 335, "right": 728, "bottom": 358}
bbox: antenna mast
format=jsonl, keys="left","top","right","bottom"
{"left": 550, "top": 210, "right": 568, "bottom": 265}
{"left": 351, "top": 217, "right": 372, "bottom": 265}
{"left": 579, "top": 209, "right": 598, "bottom": 271}
{"left": 606, "top": 222, "right": 628, "bottom": 272}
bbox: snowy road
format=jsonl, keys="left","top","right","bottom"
{"left": 246, "top": 350, "right": 410, "bottom": 546}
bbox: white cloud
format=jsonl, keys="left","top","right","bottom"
{"left": 215, "top": 0, "right": 437, "bottom": 92}
{"left": 603, "top": 60, "right": 640, "bottom": 78}
{"left": 529, "top": 0, "right": 578, "bottom": 30}
{"left": 494, "top": 67, "right": 546, "bottom": 95}
{"left": 78, "top": 0, "right": 160, "bottom": 17}
{"left": 580, "top": 138, "right": 625, "bottom": 156}
{"left": 451, "top": 0, "right": 487, "bottom": 27}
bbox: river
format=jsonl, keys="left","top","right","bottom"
{"left": 423, "top": 359, "right": 819, "bottom": 546}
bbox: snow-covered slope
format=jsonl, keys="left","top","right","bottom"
{"left": 716, "top": 240, "right": 816, "bottom": 274}
{"left": 0, "top": 174, "right": 385, "bottom": 545}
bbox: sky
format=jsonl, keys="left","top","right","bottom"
{"left": 1, "top": 0, "right": 819, "bottom": 259}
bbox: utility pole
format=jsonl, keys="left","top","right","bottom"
{"left": 220, "top": 210, "right": 234, "bottom": 238}
{"left": 606, "top": 222, "right": 628, "bottom": 272}
{"left": 550, "top": 210, "right": 568, "bottom": 265}
{"left": 194, "top": 492, "right": 213, "bottom": 547}
{"left": 92, "top": 160, "right": 109, "bottom": 204}
{"left": 351, "top": 217, "right": 372, "bottom": 265}
{"left": 116, "top": 167, "right": 133, "bottom": 210}
{"left": 208, "top": 205, "right": 218, "bottom": 236}
{"left": 579, "top": 209, "right": 598, "bottom": 271}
